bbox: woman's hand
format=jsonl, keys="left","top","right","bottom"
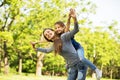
{"left": 69, "top": 8, "right": 76, "bottom": 18}
{"left": 30, "top": 42, "right": 37, "bottom": 49}
{"left": 69, "top": 8, "right": 77, "bottom": 23}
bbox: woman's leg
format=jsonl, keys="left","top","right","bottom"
{"left": 82, "top": 65, "right": 87, "bottom": 80}
{"left": 67, "top": 66, "right": 77, "bottom": 80}
{"left": 77, "top": 63, "right": 87, "bottom": 80}
{"left": 77, "top": 47, "right": 102, "bottom": 79}
{"left": 77, "top": 47, "right": 96, "bottom": 70}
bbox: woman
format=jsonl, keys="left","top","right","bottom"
{"left": 32, "top": 9, "right": 87, "bottom": 80}
{"left": 54, "top": 9, "right": 102, "bottom": 80}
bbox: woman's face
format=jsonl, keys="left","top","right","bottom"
{"left": 54, "top": 24, "right": 65, "bottom": 35}
{"left": 44, "top": 29, "right": 55, "bottom": 41}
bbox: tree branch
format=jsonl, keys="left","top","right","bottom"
{"left": 0, "top": 12, "right": 10, "bottom": 31}
{"left": 0, "top": 0, "right": 6, "bottom": 7}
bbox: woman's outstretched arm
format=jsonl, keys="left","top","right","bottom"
{"left": 62, "top": 9, "right": 79, "bottom": 40}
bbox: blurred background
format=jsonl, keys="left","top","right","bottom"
{"left": 0, "top": 0, "right": 120, "bottom": 80}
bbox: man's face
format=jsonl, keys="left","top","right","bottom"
{"left": 54, "top": 24, "right": 65, "bottom": 35}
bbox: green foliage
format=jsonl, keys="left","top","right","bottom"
{"left": 0, "top": 0, "right": 120, "bottom": 79}
{"left": 0, "top": 31, "right": 13, "bottom": 45}
{"left": 42, "top": 53, "right": 66, "bottom": 75}
{"left": 75, "top": 27, "right": 120, "bottom": 78}
{"left": 22, "top": 59, "right": 36, "bottom": 73}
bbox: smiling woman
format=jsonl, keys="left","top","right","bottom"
{"left": 43, "top": 28, "right": 55, "bottom": 42}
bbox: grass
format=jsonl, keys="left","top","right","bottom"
{"left": 0, "top": 74, "right": 66, "bottom": 80}
{"left": 0, "top": 73, "right": 119, "bottom": 80}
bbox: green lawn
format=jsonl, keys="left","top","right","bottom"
{"left": 0, "top": 74, "right": 119, "bottom": 80}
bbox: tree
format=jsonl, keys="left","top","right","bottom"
{"left": 0, "top": 0, "right": 99, "bottom": 76}
{"left": 0, "top": 0, "right": 23, "bottom": 74}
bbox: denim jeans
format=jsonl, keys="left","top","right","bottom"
{"left": 77, "top": 47, "right": 96, "bottom": 70}
{"left": 67, "top": 62, "right": 87, "bottom": 80}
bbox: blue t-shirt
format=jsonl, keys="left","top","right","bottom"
{"left": 71, "top": 38, "right": 81, "bottom": 50}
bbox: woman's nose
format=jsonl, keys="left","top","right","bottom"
{"left": 49, "top": 33, "right": 51, "bottom": 35}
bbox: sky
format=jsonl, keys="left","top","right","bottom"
{"left": 90, "top": 0, "right": 120, "bottom": 27}
{"left": 0, "top": 0, "right": 120, "bottom": 28}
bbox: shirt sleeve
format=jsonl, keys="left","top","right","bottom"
{"left": 62, "top": 22, "right": 79, "bottom": 41}
{"left": 36, "top": 45, "right": 54, "bottom": 53}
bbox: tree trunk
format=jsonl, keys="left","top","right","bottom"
{"left": 3, "top": 41, "right": 9, "bottom": 75}
{"left": 18, "top": 58, "right": 22, "bottom": 74}
{"left": 0, "top": 39, "right": 3, "bottom": 72}
{"left": 110, "top": 69, "right": 113, "bottom": 79}
{"left": 36, "top": 52, "right": 44, "bottom": 76}
{"left": 92, "top": 72, "right": 96, "bottom": 79}
{"left": 36, "top": 59, "right": 42, "bottom": 76}
{"left": 0, "top": 60, "right": 1, "bottom": 72}
{"left": 4, "top": 57, "right": 9, "bottom": 74}
{"left": 18, "top": 51, "right": 22, "bottom": 74}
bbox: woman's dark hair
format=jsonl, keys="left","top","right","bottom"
{"left": 54, "top": 21, "right": 65, "bottom": 27}
{"left": 43, "top": 28, "right": 54, "bottom": 42}
{"left": 54, "top": 37, "right": 62, "bottom": 55}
